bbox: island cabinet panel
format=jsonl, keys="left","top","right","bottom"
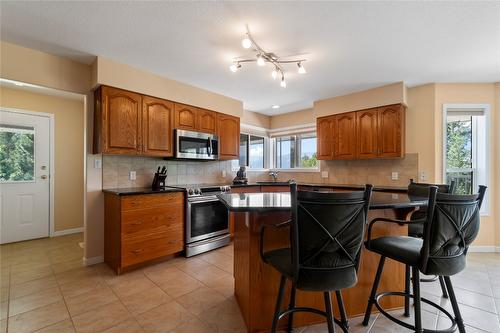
{"left": 316, "top": 116, "right": 334, "bottom": 160}
{"left": 174, "top": 103, "right": 198, "bottom": 131}
{"left": 334, "top": 112, "right": 357, "bottom": 159}
{"left": 356, "top": 108, "right": 379, "bottom": 159}
{"left": 142, "top": 96, "right": 174, "bottom": 157}
{"left": 378, "top": 104, "right": 405, "bottom": 158}
{"left": 99, "top": 86, "right": 142, "bottom": 155}
{"left": 217, "top": 113, "right": 240, "bottom": 160}
{"left": 104, "top": 192, "right": 185, "bottom": 274}
{"left": 260, "top": 185, "right": 290, "bottom": 193}
{"left": 197, "top": 108, "right": 217, "bottom": 134}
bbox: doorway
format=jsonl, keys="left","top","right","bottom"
{"left": 0, "top": 108, "right": 53, "bottom": 244}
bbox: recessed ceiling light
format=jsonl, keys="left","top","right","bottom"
{"left": 271, "top": 105, "right": 280, "bottom": 109}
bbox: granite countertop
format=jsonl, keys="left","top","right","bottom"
{"left": 218, "top": 191, "right": 427, "bottom": 212}
{"left": 231, "top": 182, "right": 407, "bottom": 192}
{"left": 103, "top": 187, "right": 185, "bottom": 196}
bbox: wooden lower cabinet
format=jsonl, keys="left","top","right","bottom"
{"left": 104, "top": 192, "right": 185, "bottom": 274}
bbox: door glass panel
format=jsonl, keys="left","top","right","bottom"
{"left": 275, "top": 136, "right": 295, "bottom": 168}
{"left": 249, "top": 135, "right": 264, "bottom": 169}
{"left": 190, "top": 200, "right": 228, "bottom": 238}
{"left": 179, "top": 136, "right": 209, "bottom": 154}
{"left": 0, "top": 124, "right": 35, "bottom": 182}
{"left": 299, "top": 134, "right": 318, "bottom": 168}
{"left": 239, "top": 134, "right": 248, "bottom": 167}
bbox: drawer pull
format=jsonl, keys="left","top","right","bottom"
{"left": 131, "top": 249, "right": 143, "bottom": 254}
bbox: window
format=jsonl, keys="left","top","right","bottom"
{"left": 0, "top": 124, "right": 35, "bottom": 182}
{"left": 443, "top": 105, "right": 489, "bottom": 213}
{"left": 233, "top": 133, "right": 265, "bottom": 169}
{"left": 274, "top": 132, "right": 318, "bottom": 169}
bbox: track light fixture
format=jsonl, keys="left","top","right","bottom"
{"left": 231, "top": 24, "right": 307, "bottom": 88}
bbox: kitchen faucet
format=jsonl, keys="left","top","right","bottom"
{"left": 269, "top": 171, "right": 279, "bottom": 182}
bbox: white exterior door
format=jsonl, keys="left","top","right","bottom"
{"left": 0, "top": 109, "right": 51, "bottom": 244}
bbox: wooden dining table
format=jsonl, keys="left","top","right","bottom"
{"left": 218, "top": 190, "right": 427, "bottom": 333}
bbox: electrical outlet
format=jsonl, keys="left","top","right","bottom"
{"left": 321, "top": 171, "right": 329, "bottom": 178}
{"left": 420, "top": 171, "right": 427, "bottom": 181}
{"left": 129, "top": 171, "right": 136, "bottom": 180}
{"left": 94, "top": 157, "right": 102, "bottom": 169}
{"left": 221, "top": 170, "right": 227, "bottom": 178}
{"left": 391, "top": 172, "right": 398, "bottom": 180}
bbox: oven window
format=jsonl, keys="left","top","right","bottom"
{"left": 179, "top": 136, "right": 209, "bottom": 155}
{"left": 190, "top": 200, "right": 228, "bottom": 239}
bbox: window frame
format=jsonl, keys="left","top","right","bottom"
{"left": 442, "top": 104, "right": 490, "bottom": 216}
{"left": 272, "top": 131, "right": 319, "bottom": 171}
{"left": 233, "top": 132, "right": 268, "bottom": 171}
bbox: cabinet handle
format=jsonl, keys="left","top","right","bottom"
{"left": 132, "top": 249, "right": 143, "bottom": 254}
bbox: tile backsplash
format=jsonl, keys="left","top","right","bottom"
{"left": 102, "top": 153, "right": 418, "bottom": 189}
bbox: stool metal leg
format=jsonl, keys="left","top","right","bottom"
{"left": 412, "top": 267, "right": 423, "bottom": 333}
{"left": 404, "top": 264, "right": 411, "bottom": 317}
{"left": 363, "top": 256, "right": 386, "bottom": 326}
{"left": 438, "top": 276, "right": 449, "bottom": 298}
{"left": 444, "top": 276, "right": 465, "bottom": 333}
{"left": 324, "top": 291, "right": 335, "bottom": 333}
{"left": 287, "top": 284, "right": 296, "bottom": 332}
{"left": 271, "top": 275, "right": 287, "bottom": 333}
{"left": 336, "top": 290, "right": 349, "bottom": 329}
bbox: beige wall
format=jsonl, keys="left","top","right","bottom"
{"left": 241, "top": 110, "right": 270, "bottom": 128}
{"left": 270, "top": 108, "right": 315, "bottom": 129}
{"left": 1, "top": 86, "right": 85, "bottom": 232}
{"left": 314, "top": 82, "right": 406, "bottom": 117}
{"left": 94, "top": 57, "right": 243, "bottom": 117}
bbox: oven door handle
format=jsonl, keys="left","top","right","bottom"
{"left": 188, "top": 196, "right": 220, "bottom": 203}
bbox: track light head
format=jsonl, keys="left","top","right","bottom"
{"left": 280, "top": 76, "right": 287, "bottom": 88}
{"left": 229, "top": 63, "right": 241, "bottom": 73}
{"left": 257, "top": 55, "right": 265, "bottom": 66}
{"left": 297, "top": 62, "right": 306, "bottom": 74}
{"left": 242, "top": 36, "right": 252, "bottom": 49}
{"left": 271, "top": 68, "right": 278, "bottom": 80}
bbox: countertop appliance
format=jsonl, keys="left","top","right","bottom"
{"left": 175, "top": 129, "right": 218, "bottom": 160}
{"left": 178, "top": 184, "right": 231, "bottom": 257}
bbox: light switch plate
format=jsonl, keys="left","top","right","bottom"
{"left": 420, "top": 171, "right": 427, "bottom": 181}
{"left": 221, "top": 170, "right": 227, "bottom": 178}
{"left": 94, "top": 158, "right": 102, "bottom": 169}
{"left": 129, "top": 171, "right": 136, "bottom": 180}
{"left": 321, "top": 171, "right": 329, "bottom": 178}
{"left": 391, "top": 172, "right": 398, "bottom": 180}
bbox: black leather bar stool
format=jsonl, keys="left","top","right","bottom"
{"left": 403, "top": 179, "right": 457, "bottom": 315}
{"left": 260, "top": 183, "right": 373, "bottom": 333}
{"left": 363, "top": 185, "right": 487, "bottom": 333}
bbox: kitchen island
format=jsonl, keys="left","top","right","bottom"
{"left": 218, "top": 190, "right": 426, "bottom": 333}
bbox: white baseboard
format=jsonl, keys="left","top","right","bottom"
{"left": 468, "top": 246, "right": 500, "bottom": 253}
{"left": 52, "top": 227, "right": 84, "bottom": 237}
{"left": 83, "top": 255, "right": 104, "bottom": 266}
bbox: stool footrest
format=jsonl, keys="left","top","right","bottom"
{"left": 277, "top": 306, "right": 348, "bottom": 333}
{"left": 374, "top": 291, "right": 457, "bottom": 333}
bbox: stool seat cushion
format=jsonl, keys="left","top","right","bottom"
{"left": 368, "top": 236, "right": 423, "bottom": 266}
{"left": 263, "top": 248, "right": 358, "bottom": 291}
{"left": 408, "top": 222, "right": 424, "bottom": 238}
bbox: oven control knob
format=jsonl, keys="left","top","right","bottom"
{"left": 194, "top": 189, "right": 201, "bottom": 195}
{"left": 188, "top": 189, "right": 194, "bottom": 195}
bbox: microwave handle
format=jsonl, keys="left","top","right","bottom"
{"left": 207, "top": 138, "right": 212, "bottom": 156}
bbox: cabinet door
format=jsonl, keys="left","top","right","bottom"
{"left": 217, "top": 114, "right": 240, "bottom": 160}
{"left": 174, "top": 103, "right": 198, "bottom": 131}
{"left": 198, "top": 109, "right": 217, "bottom": 134}
{"left": 356, "top": 108, "right": 378, "bottom": 159}
{"left": 377, "top": 104, "right": 404, "bottom": 158}
{"left": 142, "top": 96, "right": 174, "bottom": 157}
{"left": 102, "top": 86, "right": 142, "bottom": 154}
{"left": 317, "top": 116, "right": 334, "bottom": 160}
{"left": 334, "top": 112, "right": 356, "bottom": 160}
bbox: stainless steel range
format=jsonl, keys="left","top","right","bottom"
{"left": 180, "top": 184, "right": 232, "bottom": 257}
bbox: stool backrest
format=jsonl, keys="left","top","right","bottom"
{"left": 420, "top": 185, "right": 487, "bottom": 275}
{"left": 408, "top": 178, "right": 456, "bottom": 197}
{"left": 290, "top": 183, "right": 373, "bottom": 279}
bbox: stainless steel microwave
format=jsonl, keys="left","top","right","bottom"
{"left": 175, "top": 129, "right": 219, "bottom": 160}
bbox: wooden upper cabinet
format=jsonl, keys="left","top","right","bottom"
{"left": 197, "top": 109, "right": 217, "bottom": 134}
{"left": 377, "top": 104, "right": 405, "bottom": 158}
{"left": 356, "top": 108, "right": 379, "bottom": 159}
{"left": 174, "top": 103, "right": 198, "bottom": 131}
{"left": 334, "top": 112, "right": 356, "bottom": 160}
{"left": 317, "top": 116, "right": 334, "bottom": 160}
{"left": 101, "top": 86, "right": 142, "bottom": 155}
{"left": 142, "top": 96, "right": 174, "bottom": 157}
{"left": 217, "top": 113, "right": 240, "bottom": 160}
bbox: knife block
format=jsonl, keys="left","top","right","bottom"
{"left": 151, "top": 172, "right": 167, "bottom": 190}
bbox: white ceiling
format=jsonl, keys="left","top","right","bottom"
{"left": 1, "top": 1, "right": 499, "bottom": 115}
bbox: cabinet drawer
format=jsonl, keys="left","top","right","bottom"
{"left": 122, "top": 206, "right": 183, "bottom": 238}
{"left": 122, "top": 231, "right": 184, "bottom": 267}
{"left": 121, "top": 193, "right": 183, "bottom": 211}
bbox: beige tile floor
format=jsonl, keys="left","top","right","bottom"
{"left": 0, "top": 233, "right": 499, "bottom": 333}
